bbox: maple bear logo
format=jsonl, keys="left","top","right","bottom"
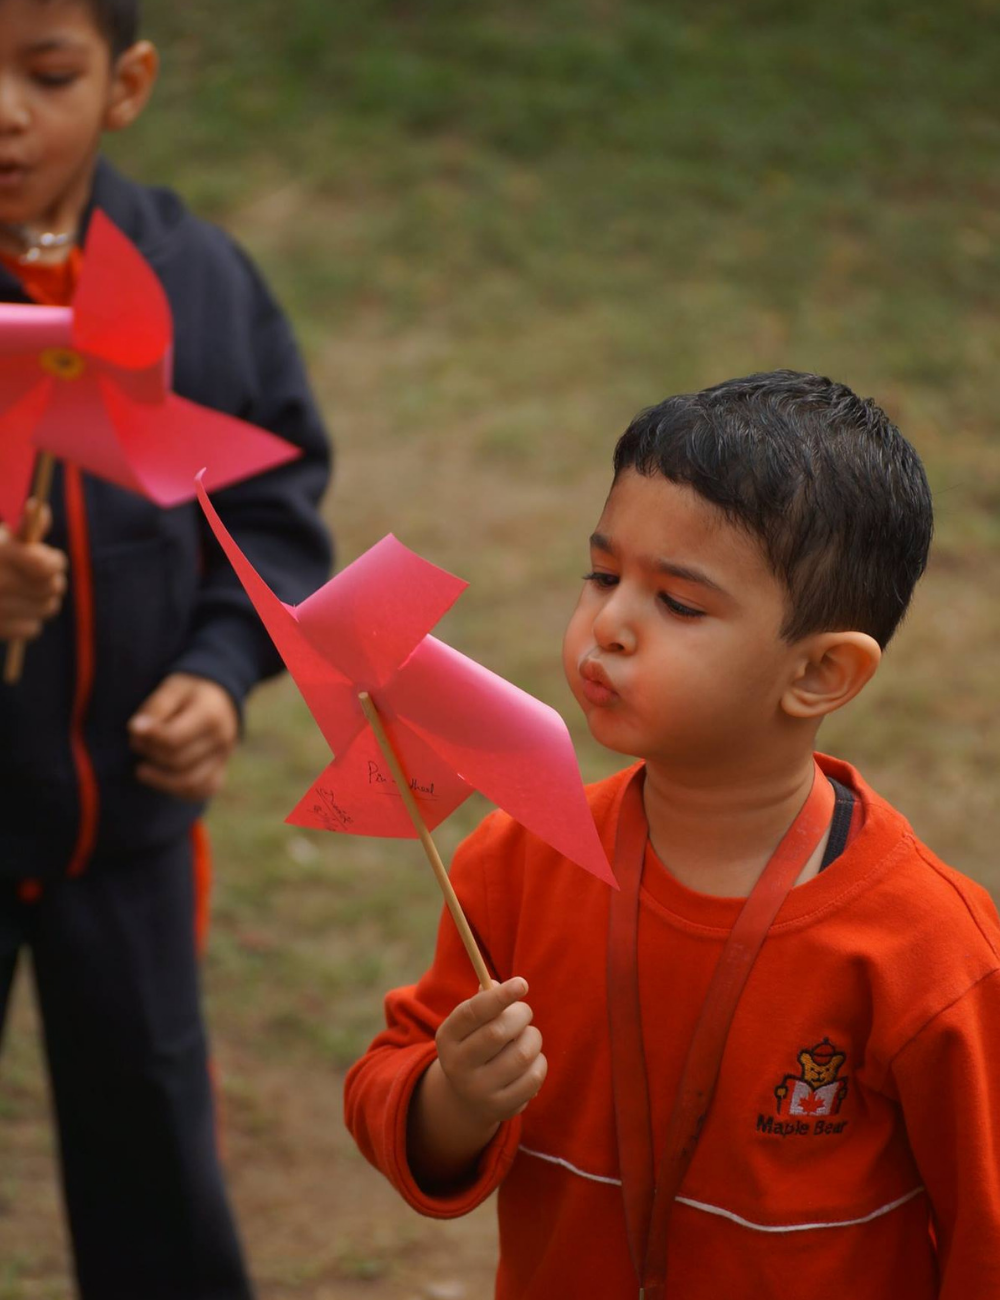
{"left": 774, "top": 1038, "right": 848, "bottom": 1117}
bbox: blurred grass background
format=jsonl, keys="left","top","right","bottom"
{"left": 1, "top": 0, "right": 998, "bottom": 1295}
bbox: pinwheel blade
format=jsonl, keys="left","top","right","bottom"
{"left": 294, "top": 535, "right": 467, "bottom": 687}
{"left": 0, "top": 304, "right": 72, "bottom": 355}
{"left": 0, "top": 355, "right": 53, "bottom": 414}
{"left": 196, "top": 474, "right": 365, "bottom": 755}
{"left": 198, "top": 482, "right": 478, "bottom": 763}
{"left": 32, "top": 376, "right": 147, "bottom": 497}
{"left": 0, "top": 378, "right": 53, "bottom": 527}
{"left": 392, "top": 636, "right": 617, "bottom": 887}
{"left": 72, "top": 211, "right": 172, "bottom": 370}
{"left": 96, "top": 386, "right": 301, "bottom": 506}
{"left": 286, "top": 719, "right": 474, "bottom": 838}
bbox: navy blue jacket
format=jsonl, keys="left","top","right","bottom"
{"left": 0, "top": 160, "right": 332, "bottom": 877}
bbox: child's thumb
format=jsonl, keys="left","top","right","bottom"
{"left": 129, "top": 675, "right": 187, "bottom": 732}
{"left": 19, "top": 500, "right": 52, "bottom": 543}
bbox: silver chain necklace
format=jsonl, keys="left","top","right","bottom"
{"left": 0, "top": 222, "right": 77, "bottom": 263}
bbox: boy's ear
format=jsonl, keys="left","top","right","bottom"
{"left": 781, "top": 631, "right": 882, "bottom": 720}
{"left": 104, "top": 41, "right": 159, "bottom": 133}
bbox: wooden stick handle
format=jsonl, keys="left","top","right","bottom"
{"left": 4, "top": 453, "right": 57, "bottom": 686}
{"left": 358, "top": 691, "right": 492, "bottom": 991}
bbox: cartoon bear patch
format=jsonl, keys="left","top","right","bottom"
{"left": 774, "top": 1038, "right": 848, "bottom": 1117}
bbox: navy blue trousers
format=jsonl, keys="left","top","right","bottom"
{"left": 0, "top": 838, "right": 254, "bottom": 1299}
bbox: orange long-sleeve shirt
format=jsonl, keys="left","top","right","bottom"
{"left": 344, "top": 754, "right": 1000, "bottom": 1298}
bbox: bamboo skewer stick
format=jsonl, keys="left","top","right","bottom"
{"left": 4, "top": 452, "right": 57, "bottom": 685}
{"left": 358, "top": 690, "right": 492, "bottom": 991}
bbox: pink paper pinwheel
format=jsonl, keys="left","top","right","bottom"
{"left": 197, "top": 475, "right": 616, "bottom": 891}
{"left": 0, "top": 211, "right": 300, "bottom": 528}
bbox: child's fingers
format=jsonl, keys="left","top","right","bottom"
{"left": 456, "top": 999, "right": 535, "bottom": 1071}
{"left": 6, "top": 540, "right": 66, "bottom": 583}
{"left": 438, "top": 1003, "right": 537, "bottom": 1101}
{"left": 440, "top": 1023, "right": 547, "bottom": 1124}
{"left": 443, "top": 978, "right": 529, "bottom": 1046}
{"left": 130, "top": 704, "right": 214, "bottom": 756}
{"left": 477, "top": 1024, "right": 545, "bottom": 1094}
{"left": 0, "top": 613, "right": 45, "bottom": 641}
{"left": 140, "top": 694, "right": 237, "bottom": 755}
{"left": 135, "top": 747, "right": 229, "bottom": 801}
{"left": 17, "top": 499, "right": 53, "bottom": 542}
{"left": 490, "top": 1047, "right": 549, "bottom": 1120}
{"left": 130, "top": 730, "right": 224, "bottom": 772}
{"left": 0, "top": 590, "right": 62, "bottom": 620}
{"left": 129, "top": 676, "right": 238, "bottom": 750}
{"left": 128, "top": 675, "right": 194, "bottom": 738}
{"left": 0, "top": 587, "right": 65, "bottom": 639}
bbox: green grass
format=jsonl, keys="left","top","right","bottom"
{"left": 2, "top": 2, "right": 999, "bottom": 1294}
{"left": 116, "top": 3, "right": 1000, "bottom": 399}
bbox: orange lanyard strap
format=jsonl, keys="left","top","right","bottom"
{"left": 608, "top": 761, "right": 835, "bottom": 1297}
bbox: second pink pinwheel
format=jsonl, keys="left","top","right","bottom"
{"left": 0, "top": 211, "right": 300, "bottom": 529}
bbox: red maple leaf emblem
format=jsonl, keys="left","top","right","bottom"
{"left": 797, "top": 1090, "right": 826, "bottom": 1115}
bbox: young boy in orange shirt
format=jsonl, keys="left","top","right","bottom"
{"left": 0, "top": 1, "right": 330, "bottom": 1295}
{"left": 345, "top": 370, "right": 1000, "bottom": 1298}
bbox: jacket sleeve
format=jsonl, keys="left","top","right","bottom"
{"left": 169, "top": 241, "right": 332, "bottom": 709}
{"left": 889, "top": 965, "right": 1000, "bottom": 1299}
{"left": 343, "top": 814, "right": 524, "bottom": 1218}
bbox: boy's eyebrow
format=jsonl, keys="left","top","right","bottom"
{"left": 589, "top": 532, "right": 728, "bottom": 594}
{"left": 23, "top": 37, "right": 90, "bottom": 54}
{"left": 655, "top": 559, "right": 727, "bottom": 594}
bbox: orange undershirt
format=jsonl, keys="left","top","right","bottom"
{"left": 0, "top": 247, "right": 82, "bottom": 305}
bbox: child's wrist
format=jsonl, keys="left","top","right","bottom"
{"left": 437, "top": 1061, "right": 505, "bottom": 1140}
{"left": 407, "top": 1059, "right": 500, "bottom": 1192}
{"left": 425, "top": 1057, "right": 502, "bottom": 1146}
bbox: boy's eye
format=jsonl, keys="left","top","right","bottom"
{"left": 660, "top": 593, "right": 704, "bottom": 619}
{"left": 32, "top": 70, "right": 80, "bottom": 88}
{"left": 582, "top": 570, "right": 618, "bottom": 589}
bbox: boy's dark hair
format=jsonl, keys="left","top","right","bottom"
{"left": 613, "top": 370, "right": 933, "bottom": 648}
{"left": 80, "top": 0, "right": 140, "bottom": 55}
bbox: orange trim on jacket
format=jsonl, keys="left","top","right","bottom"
{"left": 61, "top": 462, "right": 99, "bottom": 876}
{"left": 345, "top": 755, "right": 1000, "bottom": 1300}
{"left": 190, "top": 819, "right": 213, "bottom": 957}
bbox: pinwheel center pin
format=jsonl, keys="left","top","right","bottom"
{"left": 39, "top": 347, "right": 86, "bottom": 381}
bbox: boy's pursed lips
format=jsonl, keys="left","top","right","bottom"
{"left": 0, "top": 159, "right": 29, "bottom": 187}
{"left": 579, "top": 655, "right": 619, "bottom": 705}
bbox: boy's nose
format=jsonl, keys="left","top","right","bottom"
{"left": 592, "top": 598, "right": 637, "bottom": 654}
{"left": 0, "top": 80, "right": 30, "bottom": 133}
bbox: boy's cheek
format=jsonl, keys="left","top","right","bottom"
{"left": 561, "top": 611, "right": 588, "bottom": 685}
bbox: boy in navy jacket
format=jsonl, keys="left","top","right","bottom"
{"left": 0, "top": 2, "right": 331, "bottom": 1295}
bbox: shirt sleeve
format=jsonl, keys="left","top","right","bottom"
{"left": 889, "top": 966, "right": 1000, "bottom": 1299}
{"left": 343, "top": 815, "right": 524, "bottom": 1218}
{"left": 169, "top": 242, "right": 332, "bottom": 710}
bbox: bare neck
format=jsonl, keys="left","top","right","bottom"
{"left": 642, "top": 752, "right": 826, "bottom": 897}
